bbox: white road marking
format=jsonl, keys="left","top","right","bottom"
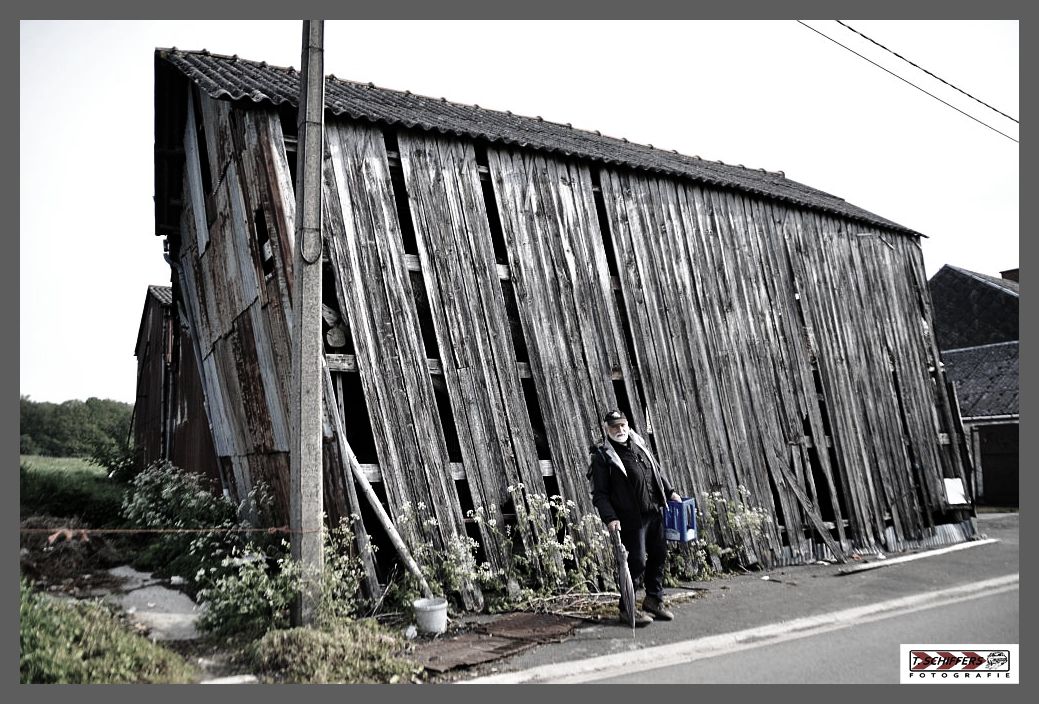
{"left": 461, "top": 574, "right": 1019, "bottom": 684}
{"left": 837, "top": 538, "right": 1001, "bottom": 575}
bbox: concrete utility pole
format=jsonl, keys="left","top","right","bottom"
{"left": 290, "top": 19, "right": 325, "bottom": 627}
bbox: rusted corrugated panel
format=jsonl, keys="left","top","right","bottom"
{"left": 323, "top": 120, "right": 482, "bottom": 609}
{"left": 173, "top": 92, "right": 369, "bottom": 555}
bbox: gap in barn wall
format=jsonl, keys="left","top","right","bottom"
{"left": 810, "top": 365, "right": 852, "bottom": 524}
{"left": 359, "top": 479, "right": 400, "bottom": 582}
{"left": 472, "top": 140, "right": 555, "bottom": 499}
{"left": 383, "top": 131, "right": 419, "bottom": 255}
{"left": 431, "top": 377, "right": 464, "bottom": 463}
{"left": 380, "top": 129, "right": 466, "bottom": 468}
{"left": 380, "top": 127, "right": 477, "bottom": 570}
{"left": 473, "top": 142, "right": 511, "bottom": 266}
{"left": 454, "top": 478, "right": 488, "bottom": 564}
{"left": 498, "top": 280, "right": 530, "bottom": 364}
{"left": 611, "top": 379, "right": 633, "bottom": 424}
{"left": 802, "top": 417, "right": 838, "bottom": 525}
{"left": 321, "top": 260, "right": 355, "bottom": 355}
{"left": 408, "top": 270, "right": 442, "bottom": 361}
{"left": 276, "top": 103, "right": 298, "bottom": 193}
{"left": 254, "top": 208, "right": 276, "bottom": 278}
{"left": 589, "top": 169, "right": 619, "bottom": 278}
{"left": 592, "top": 167, "right": 649, "bottom": 445}
{"left": 331, "top": 371, "right": 379, "bottom": 464}
{"left": 190, "top": 86, "right": 216, "bottom": 227}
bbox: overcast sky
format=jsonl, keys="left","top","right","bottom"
{"left": 20, "top": 20, "right": 1019, "bottom": 404}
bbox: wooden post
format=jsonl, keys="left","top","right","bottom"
{"left": 290, "top": 19, "right": 325, "bottom": 626}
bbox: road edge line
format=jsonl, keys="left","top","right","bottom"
{"left": 460, "top": 573, "right": 1018, "bottom": 684}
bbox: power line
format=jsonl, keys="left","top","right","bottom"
{"left": 796, "top": 20, "right": 1018, "bottom": 144}
{"left": 836, "top": 20, "right": 1018, "bottom": 124}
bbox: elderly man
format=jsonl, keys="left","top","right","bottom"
{"left": 589, "top": 409, "right": 681, "bottom": 626}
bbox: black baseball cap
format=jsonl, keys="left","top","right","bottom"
{"left": 603, "top": 409, "right": 627, "bottom": 426}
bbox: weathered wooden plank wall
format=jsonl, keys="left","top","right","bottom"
{"left": 173, "top": 92, "right": 379, "bottom": 594}
{"left": 395, "top": 134, "right": 567, "bottom": 584}
{"left": 487, "top": 149, "right": 641, "bottom": 583}
{"left": 322, "top": 122, "right": 482, "bottom": 608}
{"left": 170, "top": 93, "right": 973, "bottom": 597}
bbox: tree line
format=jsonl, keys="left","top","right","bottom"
{"left": 20, "top": 396, "right": 133, "bottom": 458}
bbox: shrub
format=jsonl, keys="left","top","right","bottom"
{"left": 247, "top": 620, "right": 421, "bottom": 683}
{"left": 195, "top": 544, "right": 298, "bottom": 639}
{"left": 90, "top": 438, "right": 137, "bottom": 483}
{"left": 120, "top": 461, "right": 244, "bottom": 583}
{"left": 19, "top": 579, "right": 197, "bottom": 683}
{"left": 195, "top": 519, "right": 370, "bottom": 640}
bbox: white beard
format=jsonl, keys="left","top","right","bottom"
{"left": 607, "top": 428, "right": 629, "bottom": 443}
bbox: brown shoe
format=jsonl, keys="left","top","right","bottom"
{"left": 619, "top": 608, "right": 654, "bottom": 627}
{"left": 642, "top": 597, "right": 674, "bottom": 621}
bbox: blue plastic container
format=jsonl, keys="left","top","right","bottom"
{"left": 663, "top": 497, "right": 697, "bottom": 543}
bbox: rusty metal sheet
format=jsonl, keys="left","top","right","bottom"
{"left": 477, "top": 612, "right": 580, "bottom": 642}
{"left": 409, "top": 634, "right": 532, "bottom": 673}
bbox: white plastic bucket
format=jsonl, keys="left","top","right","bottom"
{"left": 412, "top": 597, "right": 448, "bottom": 635}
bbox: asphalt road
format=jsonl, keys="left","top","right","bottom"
{"left": 461, "top": 512, "right": 1019, "bottom": 684}
{"left": 594, "top": 588, "right": 1019, "bottom": 683}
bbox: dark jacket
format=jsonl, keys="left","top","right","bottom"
{"left": 588, "top": 429, "right": 675, "bottom": 525}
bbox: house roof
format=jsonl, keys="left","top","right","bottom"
{"left": 946, "top": 265, "right": 1019, "bottom": 296}
{"left": 148, "top": 285, "right": 173, "bottom": 306}
{"left": 156, "top": 48, "right": 919, "bottom": 237}
{"left": 928, "top": 264, "right": 1019, "bottom": 350}
{"left": 941, "top": 341, "right": 1019, "bottom": 420}
{"left": 136, "top": 285, "right": 174, "bottom": 356}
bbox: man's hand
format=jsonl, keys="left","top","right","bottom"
{"left": 608, "top": 520, "right": 621, "bottom": 532}
{"left": 669, "top": 492, "right": 682, "bottom": 502}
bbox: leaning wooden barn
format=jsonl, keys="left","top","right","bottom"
{"left": 150, "top": 48, "right": 977, "bottom": 604}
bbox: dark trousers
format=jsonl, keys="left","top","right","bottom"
{"left": 619, "top": 510, "right": 667, "bottom": 610}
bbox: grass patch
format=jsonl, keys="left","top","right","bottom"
{"left": 247, "top": 620, "right": 423, "bottom": 684}
{"left": 20, "top": 456, "right": 128, "bottom": 528}
{"left": 20, "top": 455, "right": 106, "bottom": 474}
{"left": 20, "top": 579, "right": 199, "bottom": 683}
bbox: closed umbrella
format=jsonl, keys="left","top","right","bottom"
{"left": 610, "top": 524, "right": 635, "bottom": 631}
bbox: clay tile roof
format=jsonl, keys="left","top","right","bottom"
{"left": 156, "top": 48, "right": 919, "bottom": 236}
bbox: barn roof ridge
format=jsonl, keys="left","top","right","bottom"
{"left": 157, "top": 47, "right": 919, "bottom": 237}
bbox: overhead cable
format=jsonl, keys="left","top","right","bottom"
{"left": 836, "top": 20, "right": 1018, "bottom": 124}
{"left": 796, "top": 20, "right": 1018, "bottom": 144}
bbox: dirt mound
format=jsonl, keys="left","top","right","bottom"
{"left": 20, "top": 515, "right": 126, "bottom": 589}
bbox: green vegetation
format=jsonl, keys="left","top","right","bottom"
{"left": 247, "top": 620, "right": 421, "bottom": 684}
{"left": 19, "top": 579, "right": 198, "bottom": 684}
{"left": 120, "top": 460, "right": 275, "bottom": 590}
{"left": 20, "top": 396, "right": 133, "bottom": 459}
{"left": 20, "top": 457, "right": 128, "bottom": 528}
{"left": 20, "top": 457, "right": 418, "bottom": 684}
